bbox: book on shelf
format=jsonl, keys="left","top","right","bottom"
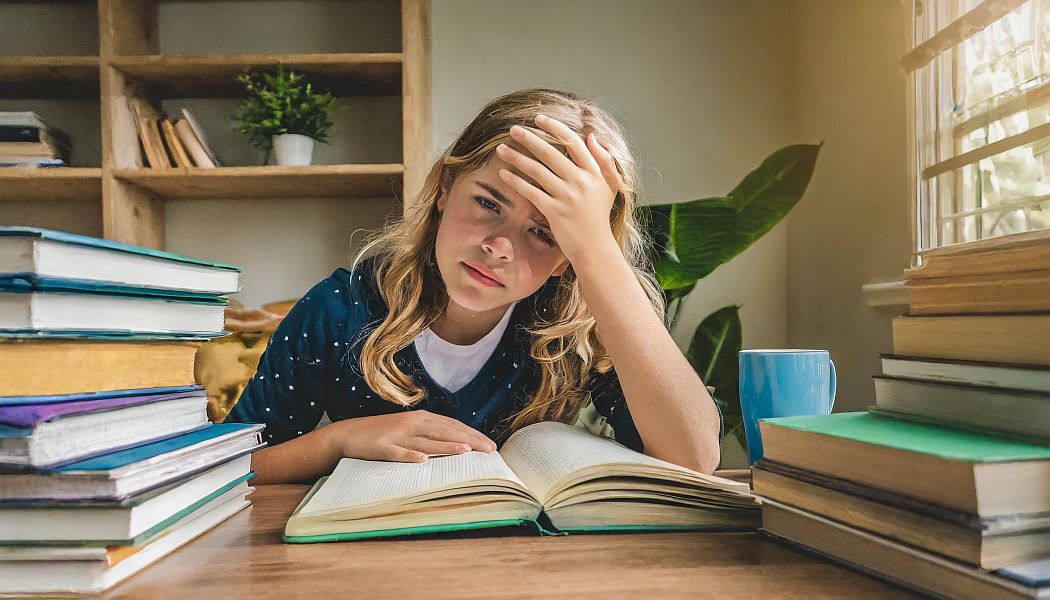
{"left": 0, "top": 157, "right": 65, "bottom": 168}
{"left": 872, "top": 375, "right": 1050, "bottom": 442}
{"left": 0, "top": 340, "right": 201, "bottom": 397}
{"left": 128, "top": 98, "right": 173, "bottom": 169}
{"left": 0, "top": 455, "right": 251, "bottom": 543}
{"left": 0, "top": 124, "right": 71, "bottom": 148}
{"left": 761, "top": 500, "right": 1050, "bottom": 600}
{"left": 758, "top": 412, "right": 1050, "bottom": 516}
{"left": 752, "top": 460, "right": 1050, "bottom": 569}
{"left": 880, "top": 354, "right": 1050, "bottom": 392}
{"left": 0, "top": 387, "right": 209, "bottom": 471}
{"left": 174, "top": 117, "right": 216, "bottom": 168}
{"left": 180, "top": 107, "right": 222, "bottom": 167}
{"left": 0, "top": 423, "right": 263, "bottom": 502}
{"left": 284, "top": 421, "right": 759, "bottom": 542}
{"left": 0, "top": 141, "right": 67, "bottom": 159}
{"left": 0, "top": 483, "right": 251, "bottom": 595}
{"left": 0, "top": 226, "right": 241, "bottom": 295}
{"left": 905, "top": 231, "right": 1050, "bottom": 282}
{"left": 892, "top": 314, "right": 1050, "bottom": 367}
{"left": 160, "top": 118, "right": 193, "bottom": 167}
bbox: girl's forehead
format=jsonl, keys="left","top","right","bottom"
{"left": 460, "top": 158, "right": 546, "bottom": 219}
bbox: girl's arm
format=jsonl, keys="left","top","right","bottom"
{"left": 496, "top": 115, "right": 720, "bottom": 473}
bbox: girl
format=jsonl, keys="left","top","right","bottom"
{"left": 226, "top": 88, "right": 723, "bottom": 483}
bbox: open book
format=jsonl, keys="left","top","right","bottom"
{"left": 285, "top": 421, "right": 759, "bottom": 542}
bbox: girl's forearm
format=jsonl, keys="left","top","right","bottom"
{"left": 571, "top": 241, "right": 721, "bottom": 474}
{"left": 249, "top": 421, "right": 346, "bottom": 484}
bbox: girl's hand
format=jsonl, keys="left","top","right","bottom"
{"left": 328, "top": 410, "right": 498, "bottom": 463}
{"left": 494, "top": 114, "right": 624, "bottom": 265}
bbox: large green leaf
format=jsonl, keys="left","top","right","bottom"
{"left": 655, "top": 143, "right": 821, "bottom": 289}
{"left": 686, "top": 305, "right": 745, "bottom": 450}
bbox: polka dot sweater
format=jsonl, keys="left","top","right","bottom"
{"left": 225, "top": 257, "right": 723, "bottom": 451}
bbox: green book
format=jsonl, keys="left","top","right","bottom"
{"left": 759, "top": 412, "right": 1050, "bottom": 517}
{"left": 283, "top": 421, "right": 759, "bottom": 543}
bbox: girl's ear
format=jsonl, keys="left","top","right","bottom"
{"left": 436, "top": 178, "right": 450, "bottom": 213}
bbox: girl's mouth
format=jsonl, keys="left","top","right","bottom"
{"left": 462, "top": 263, "right": 504, "bottom": 287}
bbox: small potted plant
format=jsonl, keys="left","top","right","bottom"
{"left": 232, "top": 65, "right": 338, "bottom": 166}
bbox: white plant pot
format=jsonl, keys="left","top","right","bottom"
{"left": 272, "top": 133, "right": 315, "bottom": 166}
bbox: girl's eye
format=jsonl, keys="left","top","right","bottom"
{"left": 532, "top": 228, "right": 556, "bottom": 246}
{"left": 474, "top": 197, "right": 498, "bottom": 212}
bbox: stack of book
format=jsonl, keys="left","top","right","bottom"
{"left": 0, "top": 112, "right": 71, "bottom": 169}
{"left": 754, "top": 237, "right": 1050, "bottom": 599}
{"left": 0, "top": 227, "right": 264, "bottom": 595}
{"left": 128, "top": 100, "right": 222, "bottom": 168}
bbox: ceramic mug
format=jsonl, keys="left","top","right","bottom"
{"left": 738, "top": 349, "right": 837, "bottom": 464}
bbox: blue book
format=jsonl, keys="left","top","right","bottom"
{"left": 0, "top": 423, "right": 265, "bottom": 503}
{"left": 0, "top": 226, "right": 241, "bottom": 296}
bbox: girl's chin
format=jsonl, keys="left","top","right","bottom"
{"left": 447, "top": 286, "right": 513, "bottom": 314}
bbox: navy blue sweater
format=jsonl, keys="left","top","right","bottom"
{"left": 226, "top": 258, "right": 722, "bottom": 451}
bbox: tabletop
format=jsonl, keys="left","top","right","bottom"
{"left": 104, "top": 484, "right": 917, "bottom": 599}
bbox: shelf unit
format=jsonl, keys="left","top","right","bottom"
{"left": 0, "top": 0, "right": 431, "bottom": 250}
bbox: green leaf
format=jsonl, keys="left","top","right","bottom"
{"left": 685, "top": 305, "right": 745, "bottom": 449}
{"left": 654, "top": 143, "right": 821, "bottom": 289}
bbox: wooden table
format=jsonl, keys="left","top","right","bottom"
{"left": 105, "top": 485, "right": 917, "bottom": 599}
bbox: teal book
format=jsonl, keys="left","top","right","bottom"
{"left": 759, "top": 412, "right": 1050, "bottom": 517}
{"left": 0, "top": 226, "right": 240, "bottom": 296}
{"left": 283, "top": 421, "right": 759, "bottom": 543}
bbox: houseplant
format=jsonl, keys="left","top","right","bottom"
{"left": 233, "top": 65, "right": 338, "bottom": 166}
{"left": 644, "top": 143, "right": 822, "bottom": 455}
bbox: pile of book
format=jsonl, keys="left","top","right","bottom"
{"left": 0, "top": 226, "right": 264, "bottom": 595}
{"left": 128, "top": 99, "right": 222, "bottom": 168}
{"left": 754, "top": 235, "right": 1050, "bottom": 599}
{"left": 0, "top": 111, "right": 71, "bottom": 169}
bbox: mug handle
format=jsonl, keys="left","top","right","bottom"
{"left": 828, "top": 358, "right": 838, "bottom": 411}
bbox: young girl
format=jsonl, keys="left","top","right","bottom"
{"left": 226, "top": 88, "right": 723, "bottom": 483}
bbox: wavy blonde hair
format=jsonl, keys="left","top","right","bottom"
{"left": 354, "top": 88, "right": 664, "bottom": 433}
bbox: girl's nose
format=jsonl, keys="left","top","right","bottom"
{"left": 481, "top": 235, "right": 514, "bottom": 261}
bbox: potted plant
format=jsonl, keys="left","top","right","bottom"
{"left": 644, "top": 143, "right": 822, "bottom": 463}
{"left": 233, "top": 65, "right": 338, "bottom": 166}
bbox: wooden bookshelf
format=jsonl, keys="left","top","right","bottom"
{"left": 113, "top": 164, "right": 404, "bottom": 200}
{"left": 0, "top": 169, "right": 102, "bottom": 202}
{"left": 0, "top": 0, "right": 431, "bottom": 250}
{"left": 0, "top": 56, "right": 100, "bottom": 99}
{"left": 109, "top": 53, "right": 402, "bottom": 98}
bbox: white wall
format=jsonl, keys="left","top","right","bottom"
{"left": 432, "top": 0, "right": 796, "bottom": 352}
{"left": 785, "top": 1, "right": 911, "bottom": 414}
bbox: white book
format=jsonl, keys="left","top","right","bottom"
{"left": 0, "top": 454, "right": 251, "bottom": 543}
{"left": 0, "top": 393, "right": 209, "bottom": 469}
{"left": 0, "top": 484, "right": 252, "bottom": 595}
{"left": 0, "top": 227, "right": 240, "bottom": 295}
{"left": 0, "top": 291, "right": 226, "bottom": 335}
{"left": 0, "top": 423, "right": 264, "bottom": 502}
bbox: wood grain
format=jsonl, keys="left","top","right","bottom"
{"left": 0, "top": 56, "right": 99, "bottom": 99}
{"left": 0, "top": 169, "right": 102, "bottom": 202}
{"left": 112, "top": 164, "right": 404, "bottom": 200}
{"left": 102, "top": 484, "right": 917, "bottom": 599}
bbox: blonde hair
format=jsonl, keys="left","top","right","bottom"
{"left": 354, "top": 88, "right": 664, "bottom": 434}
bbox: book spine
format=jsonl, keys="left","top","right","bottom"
{"left": 0, "top": 127, "right": 41, "bottom": 143}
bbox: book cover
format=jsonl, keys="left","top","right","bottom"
{"left": 0, "top": 388, "right": 207, "bottom": 429}
{"left": 0, "top": 227, "right": 240, "bottom": 273}
{"left": 0, "top": 385, "right": 201, "bottom": 407}
{"left": 0, "top": 275, "right": 233, "bottom": 302}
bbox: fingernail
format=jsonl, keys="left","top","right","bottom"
{"left": 536, "top": 114, "right": 546, "bottom": 122}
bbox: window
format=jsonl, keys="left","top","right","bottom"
{"left": 905, "top": 0, "right": 1050, "bottom": 260}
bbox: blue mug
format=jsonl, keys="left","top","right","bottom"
{"left": 739, "top": 349, "right": 837, "bottom": 464}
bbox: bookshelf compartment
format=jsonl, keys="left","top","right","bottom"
{"left": 112, "top": 164, "right": 404, "bottom": 200}
{"left": 0, "top": 57, "right": 100, "bottom": 99}
{"left": 155, "top": 0, "right": 402, "bottom": 55}
{"left": 0, "top": 1, "right": 99, "bottom": 58}
{"left": 110, "top": 54, "right": 402, "bottom": 99}
{"left": 0, "top": 168, "right": 103, "bottom": 202}
{"left": 0, "top": 98, "right": 102, "bottom": 167}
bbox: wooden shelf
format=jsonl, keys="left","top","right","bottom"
{"left": 0, "top": 168, "right": 102, "bottom": 201}
{"left": 109, "top": 53, "right": 402, "bottom": 98}
{"left": 112, "top": 164, "right": 404, "bottom": 199}
{"left": 0, "top": 56, "right": 100, "bottom": 99}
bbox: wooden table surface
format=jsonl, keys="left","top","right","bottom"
{"left": 104, "top": 484, "right": 917, "bottom": 599}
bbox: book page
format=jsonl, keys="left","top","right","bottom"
{"left": 500, "top": 421, "right": 684, "bottom": 503}
{"left": 300, "top": 451, "right": 525, "bottom": 515}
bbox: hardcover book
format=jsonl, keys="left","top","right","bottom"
{"left": 285, "top": 421, "right": 759, "bottom": 542}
